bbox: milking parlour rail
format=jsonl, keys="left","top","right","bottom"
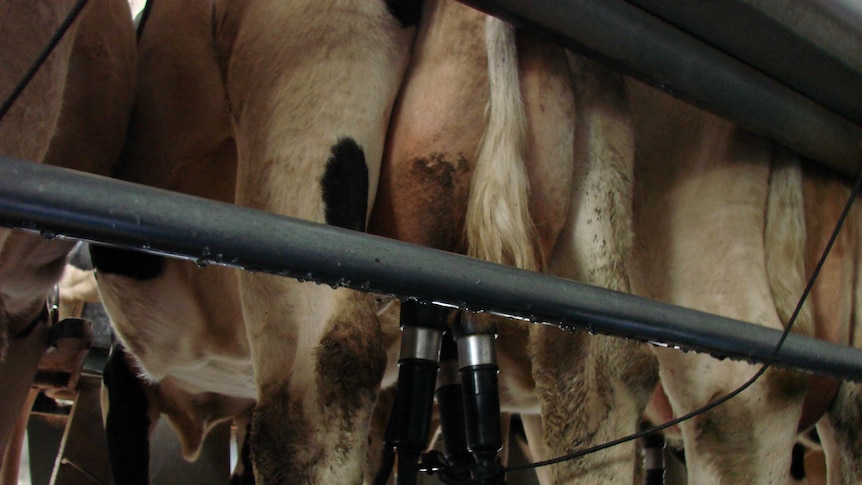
{"left": 0, "top": 156, "right": 860, "bottom": 382}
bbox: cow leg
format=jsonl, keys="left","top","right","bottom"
{"left": 657, "top": 149, "right": 808, "bottom": 485}
{"left": 0, "top": 0, "right": 78, "bottom": 356}
{"left": 797, "top": 155, "right": 862, "bottom": 484}
{"left": 817, "top": 382, "right": 862, "bottom": 484}
{"left": 365, "top": 385, "right": 396, "bottom": 484}
{"left": 0, "top": 380, "right": 39, "bottom": 484}
{"left": 530, "top": 330, "right": 655, "bottom": 484}
{"left": 243, "top": 285, "right": 384, "bottom": 483}
{"left": 534, "top": 57, "right": 656, "bottom": 483}
{"left": 225, "top": 3, "right": 416, "bottom": 481}
{"left": 519, "top": 414, "right": 551, "bottom": 485}
{"left": 0, "top": 0, "right": 132, "bottom": 465}
{"left": 0, "top": 5, "right": 78, "bottom": 438}
{"left": 630, "top": 82, "right": 808, "bottom": 484}
{"left": 647, "top": 166, "right": 808, "bottom": 485}
{"left": 0, "top": 302, "right": 51, "bottom": 471}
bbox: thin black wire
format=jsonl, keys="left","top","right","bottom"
{"left": 504, "top": 166, "right": 862, "bottom": 474}
{"left": 0, "top": 0, "right": 90, "bottom": 124}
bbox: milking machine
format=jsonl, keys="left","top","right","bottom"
{"left": 374, "top": 303, "right": 505, "bottom": 485}
{"left": 643, "top": 431, "right": 666, "bottom": 485}
{"left": 374, "top": 301, "right": 447, "bottom": 485}
{"left": 433, "top": 333, "right": 473, "bottom": 482}
{"left": 452, "top": 312, "right": 504, "bottom": 484}
{"left": 377, "top": 301, "right": 672, "bottom": 485}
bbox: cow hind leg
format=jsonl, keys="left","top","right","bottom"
{"left": 817, "top": 382, "right": 862, "bottom": 484}
{"left": 0, "top": 2, "right": 78, "bottom": 419}
{"left": 224, "top": 1, "right": 415, "bottom": 482}
{"left": 538, "top": 56, "right": 657, "bottom": 484}
{"left": 248, "top": 289, "right": 385, "bottom": 483}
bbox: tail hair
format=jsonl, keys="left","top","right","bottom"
{"left": 465, "top": 17, "right": 540, "bottom": 272}
{"left": 765, "top": 148, "right": 814, "bottom": 337}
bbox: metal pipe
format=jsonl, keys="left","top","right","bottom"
{"left": 1, "top": 157, "right": 862, "bottom": 382}
{"left": 813, "top": 0, "right": 862, "bottom": 34}
{"left": 643, "top": 431, "right": 666, "bottom": 485}
{"left": 400, "top": 326, "right": 443, "bottom": 362}
{"left": 455, "top": 0, "right": 862, "bottom": 177}
{"left": 623, "top": 0, "right": 862, "bottom": 126}
{"left": 456, "top": 334, "right": 497, "bottom": 369}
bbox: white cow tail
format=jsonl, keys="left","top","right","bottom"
{"left": 465, "top": 17, "right": 540, "bottom": 272}
{"left": 765, "top": 148, "right": 814, "bottom": 337}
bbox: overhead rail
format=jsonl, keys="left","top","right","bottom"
{"left": 626, "top": 0, "right": 862, "bottom": 126}
{"left": 456, "top": 0, "right": 862, "bottom": 177}
{"left": 1, "top": 157, "right": 861, "bottom": 383}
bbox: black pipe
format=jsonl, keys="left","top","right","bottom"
{"left": 455, "top": 313, "right": 503, "bottom": 484}
{"left": 643, "top": 431, "right": 665, "bottom": 485}
{"left": 1, "top": 158, "right": 862, "bottom": 382}
{"left": 387, "top": 357, "right": 439, "bottom": 485}
{"left": 380, "top": 302, "right": 446, "bottom": 485}
{"left": 455, "top": 0, "right": 862, "bottom": 177}
{"left": 623, "top": 0, "right": 862, "bottom": 126}
{"left": 436, "top": 334, "right": 472, "bottom": 478}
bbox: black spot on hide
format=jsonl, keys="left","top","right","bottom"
{"left": 385, "top": 0, "right": 422, "bottom": 27}
{"left": 90, "top": 245, "right": 165, "bottom": 280}
{"left": 321, "top": 138, "right": 369, "bottom": 232}
{"left": 103, "top": 344, "right": 152, "bottom": 485}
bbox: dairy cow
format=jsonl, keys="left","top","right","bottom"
{"left": 92, "top": 0, "right": 418, "bottom": 483}
{"left": 0, "top": 0, "right": 135, "bottom": 474}
{"left": 630, "top": 80, "right": 862, "bottom": 484}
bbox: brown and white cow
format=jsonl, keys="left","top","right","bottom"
{"left": 91, "top": 0, "right": 419, "bottom": 483}
{"left": 0, "top": 0, "right": 136, "bottom": 470}
{"left": 628, "top": 79, "right": 862, "bottom": 483}
{"left": 797, "top": 171, "right": 862, "bottom": 484}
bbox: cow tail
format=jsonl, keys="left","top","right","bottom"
{"left": 765, "top": 147, "right": 814, "bottom": 336}
{"left": 465, "top": 17, "right": 540, "bottom": 272}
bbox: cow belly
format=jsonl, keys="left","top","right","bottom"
{"left": 96, "top": 260, "right": 252, "bottom": 394}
